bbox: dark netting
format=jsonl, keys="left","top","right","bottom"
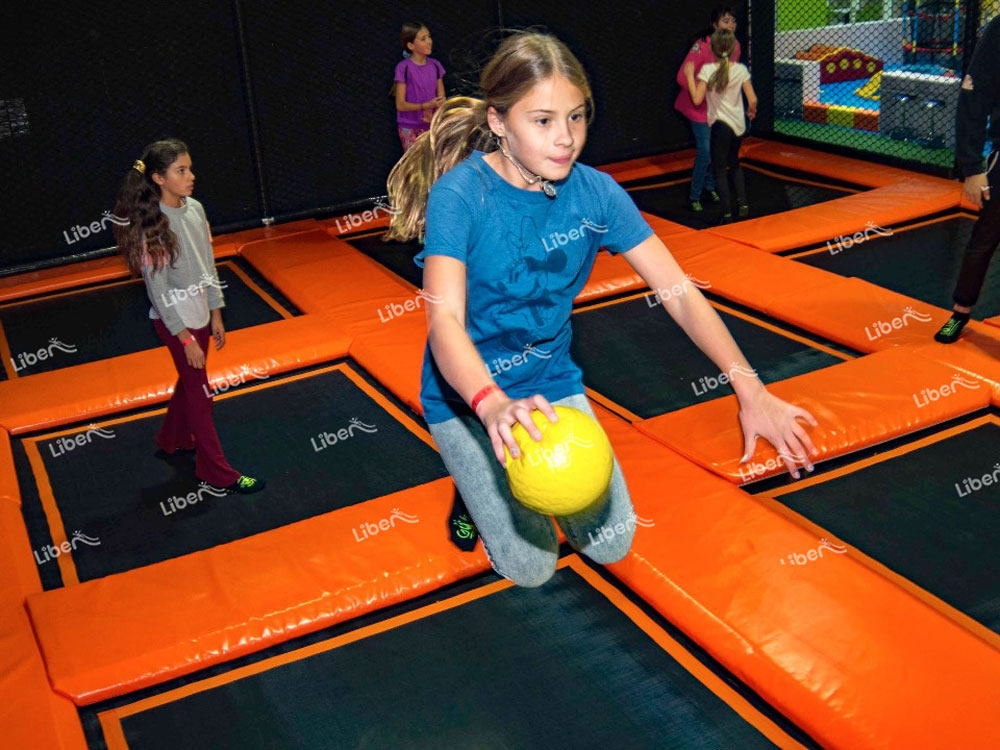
{"left": 238, "top": 0, "right": 499, "bottom": 220}
{"left": 0, "top": 2, "right": 262, "bottom": 272}
{"left": 771, "top": 0, "right": 993, "bottom": 170}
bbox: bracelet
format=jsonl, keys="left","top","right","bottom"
{"left": 181, "top": 336, "right": 195, "bottom": 347}
{"left": 470, "top": 384, "right": 501, "bottom": 415}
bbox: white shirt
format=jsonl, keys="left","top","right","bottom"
{"left": 698, "top": 62, "right": 751, "bottom": 136}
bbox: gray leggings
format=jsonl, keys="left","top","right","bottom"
{"left": 428, "top": 393, "right": 635, "bottom": 587}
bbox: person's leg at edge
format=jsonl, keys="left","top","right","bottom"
{"left": 156, "top": 375, "right": 196, "bottom": 453}
{"left": 428, "top": 412, "right": 559, "bottom": 588}
{"left": 937, "top": 158, "right": 1000, "bottom": 343}
{"left": 731, "top": 129, "right": 748, "bottom": 217}
{"left": 550, "top": 394, "right": 636, "bottom": 565}
{"left": 710, "top": 121, "right": 734, "bottom": 222}
{"left": 153, "top": 319, "right": 242, "bottom": 488}
{"left": 689, "top": 120, "right": 716, "bottom": 208}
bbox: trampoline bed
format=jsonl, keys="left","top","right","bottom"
{"left": 0, "top": 258, "right": 297, "bottom": 380}
{"left": 92, "top": 557, "right": 819, "bottom": 750}
{"left": 622, "top": 161, "right": 863, "bottom": 230}
{"left": 755, "top": 411, "right": 1000, "bottom": 644}
{"left": 13, "top": 361, "right": 447, "bottom": 588}
{"left": 791, "top": 213, "right": 1000, "bottom": 319}
{"left": 570, "top": 292, "right": 858, "bottom": 420}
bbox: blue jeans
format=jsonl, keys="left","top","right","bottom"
{"left": 690, "top": 120, "right": 716, "bottom": 201}
{"left": 428, "top": 393, "right": 635, "bottom": 587}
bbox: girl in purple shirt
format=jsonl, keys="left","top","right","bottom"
{"left": 394, "top": 22, "right": 446, "bottom": 151}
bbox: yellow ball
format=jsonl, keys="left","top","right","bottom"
{"left": 504, "top": 406, "right": 613, "bottom": 515}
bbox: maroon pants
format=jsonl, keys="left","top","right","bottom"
{"left": 153, "top": 318, "right": 241, "bottom": 487}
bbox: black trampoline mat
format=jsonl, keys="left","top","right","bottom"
{"left": 0, "top": 261, "right": 291, "bottom": 378}
{"left": 626, "top": 167, "right": 854, "bottom": 230}
{"left": 346, "top": 233, "right": 423, "bottom": 289}
{"left": 571, "top": 295, "right": 847, "bottom": 418}
{"left": 770, "top": 421, "right": 1000, "bottom": 635}
{"left": 107, "top": 563, "right": 790, "bottom": 750}
{"left": 794, "top": 216, "right": 1000, "bottom": 319}
{"left": 15, "top": 364, "right": 447, "bottom": 586}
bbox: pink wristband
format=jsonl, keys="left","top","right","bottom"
{"left": 181, "top": 336, "right": 195, "bottom": 347}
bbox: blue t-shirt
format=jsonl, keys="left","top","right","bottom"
{"left": 414, "top": 150, "right": 653, "bottom": 424}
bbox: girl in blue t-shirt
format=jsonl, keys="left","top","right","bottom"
{"left": 393, "top": 22, "right": 446, "bottom": 151}
{"left": 385, "top": 31, "right": 818, "bottom": 588}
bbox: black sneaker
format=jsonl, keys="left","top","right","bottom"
{"left": 738, "top": 204, "right": 750, "bottom": 218}
{"left": 934, "top": 314, "right": 970, "bottom": 344}
{"left": 223, "top": 475, "right": 267, "bottom": 494}
{"left": 719, "top": 213, "right": 734, "bottom": 225}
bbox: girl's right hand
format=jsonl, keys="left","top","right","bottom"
{"left": 478, "top": 393, "right": 559, "bottom": 468}
{"left": 185, "top": 340, "right": 206, "bottom": 369}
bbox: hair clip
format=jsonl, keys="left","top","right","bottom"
{"left": 133, "top": 159, "right": 146, "bottom": 175}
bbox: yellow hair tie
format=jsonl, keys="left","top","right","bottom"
{"left": 133, "top": 159, "right": 146, "bottom": 175}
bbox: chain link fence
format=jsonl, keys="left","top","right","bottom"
{"left": 773, "top": 0, "right": 994, "bottom": 169}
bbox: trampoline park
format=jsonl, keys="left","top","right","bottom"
{"left": 3, "top": 4, "right": 1000, "bottom": 750}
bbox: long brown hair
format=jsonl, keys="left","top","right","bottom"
{"left": 707, "top": 29, "right": 736, "bottom": 93}
{"left": 113, "top": 139, "right": 187, "bottom": 275}
{"left": 384, "top": 31, "right": 594, "bottom": 242}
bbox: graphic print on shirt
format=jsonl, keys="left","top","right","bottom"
{"left": 491, "top": 215, "right": 570, "bottom": 353}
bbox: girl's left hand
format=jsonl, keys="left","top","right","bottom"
{"left": 737, "top": 389, "right": 819, "bottom": 479}
{"left": 211, "top": 315, "right": 225, "bottom": 350}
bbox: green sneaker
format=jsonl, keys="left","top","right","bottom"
{"left": 738, "top": 204, "right": 749, "bottom": 218}
{"left": 934, "top": 314, "right": 969, "bottom": 344}
{"left": 690, "top": 200, "right": 704, "bottom": 212}
{"left": 225, "top": 475, "right": 267, "bottom": 494}
{"left": 719, "top": 213, "right": 734, "bottom": 224}
{"left": 709, "top": 190, "right": 721, "bottom": 203}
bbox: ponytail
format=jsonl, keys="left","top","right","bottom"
{"left": 385, "top": 97, "right": 493, "bottom": 242}
{"left": 707, "top": 28, "right": 736, "bottom": 93}
{"left": 114, "top": 138, "right": 188, "bottom": 276}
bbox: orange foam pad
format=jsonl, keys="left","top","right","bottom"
{"left": 240, "top": 231, "right": 419, "bottom": 330}
{"left": 904, "top": 322, "right": 1000, "bottom": 405}
{"left": 0, "top": 497, "right": 87, "bottom": 748}
{"left": 663, "top": 230, "right": 846, "bottom": 311}
{"left": 635, "top": 347, "right": 990, "bottom": 483}
{"left": 348, "top": 311, "right": 426, "bottom": 415}
{"left": 596, "top": 149, "right": 696, "bottom": 183}
{"left": 0, "top": 430, "right": 17, "bottom": 505}
{"left": 0, "top": 241, "right": 240, "bottom": 304}
{"left": 704, "top": 177, "right": 963, "bottom": 253}
{"left": 0, "top": 314, "right": 351, "bottom": 434}
{"left": 740, "top": 137, "right": 952, "bottom": 188}
{"left": 215, "top": 218, "right": 319, "bottom": 253}
{"left": 597, "top": 406, "right": 1000, "bottom": 747}
{"left": 26, "top": 477, "right": 490, "bottom": 704}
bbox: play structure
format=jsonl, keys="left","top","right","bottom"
{"left": 776, "top": 5, "right": 966, "bottom": 149}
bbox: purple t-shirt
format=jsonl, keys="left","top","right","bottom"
{"left": 394, "top": 56, "right": 445, "bottom": 129}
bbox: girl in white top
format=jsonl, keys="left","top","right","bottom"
{"left": 684, "top": 29, "right": 758, "bottom": 223}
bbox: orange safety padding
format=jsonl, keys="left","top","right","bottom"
{"left": 348, "top": 310, "right": 426, "bottom": 415}
{"left": 319, "top": 212, "right": 392, "bottom": 237}
{"left": 214, "top": 218, "right": 320, "bottom": 253}
{"left": 739, "top": 137, "right": 951, "bottom": 189}
{"left": 904, "top": 323, "right": 1000, "bottom": 405}
{"left": 985, "top": 315, "right": 1000, "bottom": 329}
{"left": 0, "top": 500, "right": 88, "bottom": 749}
{"left": 0, "top": 314, "right": 352, "bottom": 434}
{"left": 704, "top": 178, "right": 963, "bottom": 253}
{"left": 640, "top": 210, "right": 693, "bottom": 239}
{"left": 596, "top": 408, "right": 1000, "bottom": 748}
{"left": 595, "top": 149, "right": 696, "bottom": 184}
{"left": 0, "top": 429, "right": 17, "bottom": 505}
{"left": 0, "top": 241, "right": 240, "bottom": 305}
{"left": 662, "top": 230, "right": 842, "bottom": 312}
{"left": 634, "top": 347, "right": 990, "bottom": 483}
{"left": 27, "top": 477, "right": 490, "bottom": 704}
{"left": 240, "top": 231, "right": 418, "bottom": 328}
{"left": 574, "top": 250, "right": 645, "bottom": 304}
{"left": 764, "top": 276, "right": 951, "bottom": 352}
